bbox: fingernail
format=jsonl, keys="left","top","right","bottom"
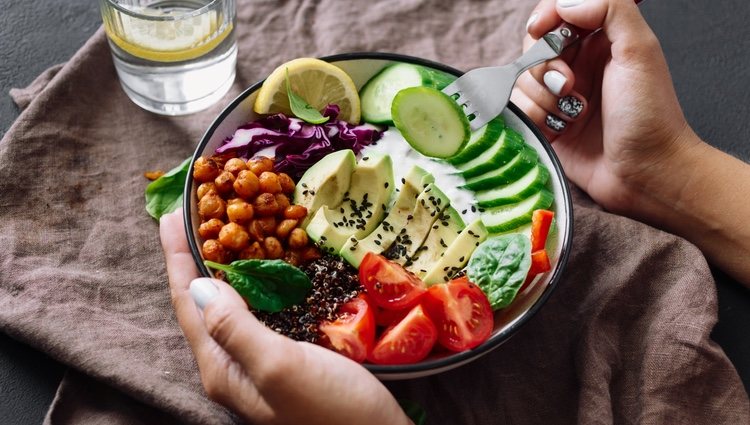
{"left": 543, "top": 70, "right": 567, "bottom": 96}
{"left": 190, "top": 278, "right": 219, "bottom": 310}
{"left": 546, "top": 114, "right": 567, "bottom": 132}
{"left": 526, "top": 13, "right": 539, "bottom": 32}
{"left": 558, "top": 95, "right": 584, "bottom": 118}
{"left": 558, "top": 0, "right": 585, "bottom": 7}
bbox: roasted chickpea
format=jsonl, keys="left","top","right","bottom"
{"left": 278, "top": 173, "right": 295, "bottom": 193}
{"left": 233, "top": 170, "right": 260, "bottom": 199}
{"left": 288, "top": 228, "right": 309, "bottom": 249}
{"left": 224, "top": 158, "right": 247, "bottom": 175}
{"left": 226, "top": 200, "right": 254, "bottom": 223}
{"left": 249, "top": 157, "right": 274, "bottom": 176}
{"left": 197, "top": 182, "right": 218, "bottom": 200}
{"left": 284, "top": 250, "right": 302, "bottom": 266}
{"left": 256, "top": 216, "right": 276, "bottom": 237}
{"left": 198, "top": 218, "right": 224, "bottom": 240}
{"left": 218, "top": 222, "right": 250, "bottom": 251}
{"left": 193, "top": 156, "right": 221, "bottom": 183}
{"left": 214, "top": 171, "right": 235, "bottom": 195}
{"left": 239, "top": 241, "right": 265, "bottom": 260}
{"left": 283, "top": 204, "right": 308, "bottom": 220}
{"left": 263, "top": 236, "right": 284, "bottom": 259}
{"left": 275, "top": 193, "right": 291, "bottom": 212}
{"left": 247, "top": 220, "right": 264, "bottom": 241}
{"left": 254, "top": 193, "right": 280, "bottom": 216}
{"left": 276, "top": 219, "right": 298, "bottom": 239}
{"left": 258, "top": 172, "right": 282, "bottom": 194}
{"left": 299, "top": 245, "right": 322, "bottom": 262}
{"left": 198, "top": 193, "right": 226, "bottom": 220}
{"left": 202, "top": 239, "right": 229, "bottom": 263}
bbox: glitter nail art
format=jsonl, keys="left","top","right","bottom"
{"left": 558, "top": 95, "right": 584, "bottom": 118}
{"left": 546, "top": 114, "right": 566, "bottom": 132}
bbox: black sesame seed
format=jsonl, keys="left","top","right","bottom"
{"left": 363, "top": 157, "right": 369, "bottom": 161}
{"left": 384, "top": 182, "right": 389, "bottom": 188}
{"left": 401, "top": 178, "right": 406, "bottom": 184}
{"left": 462, "top": 209, "right": 467, "bottom": 214}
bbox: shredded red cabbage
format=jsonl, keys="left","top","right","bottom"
{"left": 216, "top": 105, "right": 383, "bottom": 179}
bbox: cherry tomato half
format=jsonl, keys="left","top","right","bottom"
{"left": 360, "top": 252, "right": 427, "bottom": 310}
{"left": 368, "top": 304, "right": 437, "bottom": 365}
{"left": 422, "top": 276, "right": 494, "bottom": 352}
{"left": 318, "top": 295, "right": 375, "bottom": 363}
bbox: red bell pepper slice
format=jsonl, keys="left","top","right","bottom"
{"left": 530, "top": 209, "right": 554, "bottom": 252}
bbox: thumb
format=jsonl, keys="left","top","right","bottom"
{"left": 190, "top": 277, "right": 290, "bottom": 378}
{"left": 556, "top": 0, "right": 659, "bottom": 66}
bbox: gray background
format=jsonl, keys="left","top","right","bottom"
{"left": 1, "top": 0, "right": 748, "bottom": 423}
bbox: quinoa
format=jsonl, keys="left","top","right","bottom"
{"left": 253, "top": 254, "right": 362, "bottom": 343}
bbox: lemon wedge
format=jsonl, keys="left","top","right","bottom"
{"left": 254, "top": 58, "right": 361, "bottom": 124}
{"left": 103, "top": 6, "right": 232, "bottom": 63}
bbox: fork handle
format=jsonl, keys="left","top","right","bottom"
{"left": 542, "top": 0, "right": 646, "bottom": 54}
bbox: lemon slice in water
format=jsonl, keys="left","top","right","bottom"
{"left": 103, "top": 6, "right": 232, "bottom": 63}
{"left": 254, "top": 58, "right": 361, "bottom": 124}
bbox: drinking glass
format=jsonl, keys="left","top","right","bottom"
{"left": 100, "top": 0, "right": 237, "bottom": 115}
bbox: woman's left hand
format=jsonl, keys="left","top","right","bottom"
{"left": 160, "top": 209, "right": 411, "bottom": 425}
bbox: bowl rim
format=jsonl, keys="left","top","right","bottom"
{"left": 183, "top": 51, "right": 573, "bottom": 376}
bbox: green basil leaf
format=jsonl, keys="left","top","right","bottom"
{"left": 145, "top": 157, "right": 191, "bottom": 220}
{"left": 397, "top": 399, "right": 427, "bottom": 425}
{"left": 466, "top": 234, "right": 531, "bottom": 310}
{"left": 204, "top": 259, "right": 312, "bottom": 312}
{"left": 286, "top": 68, "right": 330, "bottom": 125}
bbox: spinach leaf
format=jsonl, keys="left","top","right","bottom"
{"left": 466, "top": 234, "right": 531, "bottom": 310}
{"left": 397, "top": 399, "right": 427, "bottom": 425}
{"left": 286, "top": 68, "right": 330, "bottom": 125}
{"left": 145, "top": 157, "right": 190, "bottom": 220}
{"left": 204, "top": 259, "right": 312, "bottom": 312}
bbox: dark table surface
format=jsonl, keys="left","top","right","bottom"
{"left": 1, "top": 0, "right": 749, "bottom": 424}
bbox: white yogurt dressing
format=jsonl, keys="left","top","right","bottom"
{"left": 361, "top": 127, "right": 479, "bottom": 223}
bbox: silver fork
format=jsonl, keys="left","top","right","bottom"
{"left": 443, "top": 0, "right": 644, "bottom": 131}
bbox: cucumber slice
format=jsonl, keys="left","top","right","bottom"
{"left": 475, "top": 164, "right": 550, "bottom": 208}
{"left": 360, "top": 63, "right": 456, "bottom": 125}
{"left": 392, "top": 86, "right": 470, "bottom": 159}
{"left": 455, "top": 129, "right": 524, "bottom": 179}
{"left": 480, "top": 189, "right": 554, "bottom": 234}
{"left": 462, "top": 145, "right": 539, "bottom": 191}
{"left": 445, "top": 117, "right": 505, "bottom": 165}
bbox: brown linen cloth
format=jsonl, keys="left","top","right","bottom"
{"left": 1, "top": 0, "right": 748, "bottom": 423}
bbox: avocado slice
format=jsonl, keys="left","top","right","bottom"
{"left": 305, "top": 154, "right": 394, "bottom": 253}
{"left": 294, "top": 149, "right": 356, "bottom": 227}
{"left": 386, "top": 183, "right": 450, "bottom": 266}
{"left": 340, "top": 165, "right": 434, "bottom": 267}
{"left": 406, "top": 206, "right": 465, "bottom": 277}
{"left": 422, "top": 218, "right": 488, "bottom": 285}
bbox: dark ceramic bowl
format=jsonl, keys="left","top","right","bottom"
{"left": 184, "top": 52, "right": 573, "bottom": 380}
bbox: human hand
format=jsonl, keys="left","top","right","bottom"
{"left": 512, "top": 0, "right": 702, "bottom": 217}
{"left": 159, "top": 210, "right": 411, "bottom": 425}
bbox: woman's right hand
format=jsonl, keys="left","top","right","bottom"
{"left": 513, "top": 0, "right": 702, "bottom": 218}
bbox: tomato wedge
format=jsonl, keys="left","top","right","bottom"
{"left": 360, "top": 252, "right": 427, "bottom": 310}
{"left": 368, "top": 304, "right": 437, "bottom": 365}
{"left": 374, "top": 306, "right": 410, "bottom": 328}
{"left": 318, "top": 295, "right": 375, "bottom": 363}
{"left": 422, "top": 276, "right": 494, "bottom": 352}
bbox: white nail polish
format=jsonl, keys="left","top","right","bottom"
{"left": 557, "top": 0, "right": 585, "bottom": 7}
{"left": 526, "top": 13, "right": 539, "bottom": 32}
{"left": 190, "top": 278, "right": 219, "bottom": 310}
{"left": 543, "top": 70, "right": 567, "bottom": 96}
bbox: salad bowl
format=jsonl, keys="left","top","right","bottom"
{"left": 184, "top": 52, "right": 573, "bottom": 380}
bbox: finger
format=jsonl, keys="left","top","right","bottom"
{"left": 515, "top": 72, "right": 588, "bottom": 122}
{"left": 525, "top": 0, "right": 561, "bottom": 36}
{"left": 160, "top": 210, "right": 217, "bottom": 363}
{"left": 556, "top": 0, "right": 660, "bottom": 69}
{"left": 521, "top": 34, "right": 577, "bottom": 97}
{"left": 198, "top": 278, "right": 305, "bottom": 391}
{"left": 511, "top": 88, "right": 566, "bottom": 141}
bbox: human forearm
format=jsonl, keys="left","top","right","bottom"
{"left": 630, "top": 133, "right": 750, "bottom": 287}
